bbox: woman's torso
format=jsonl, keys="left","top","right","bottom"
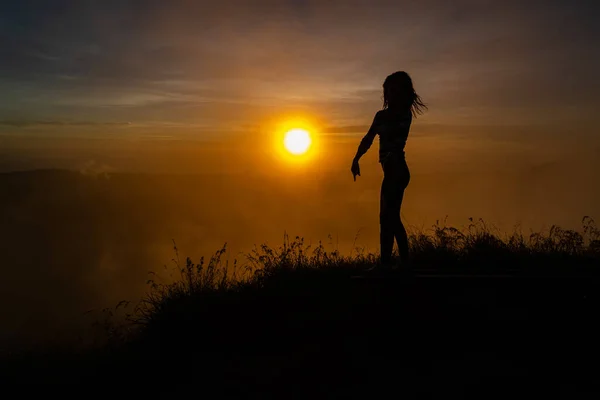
{"left": 376, "top": 108, "right": 412, "bottom": 163}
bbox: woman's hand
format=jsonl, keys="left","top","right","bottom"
{"left": 351, "top": 158, "right": 361, "bottom": 181}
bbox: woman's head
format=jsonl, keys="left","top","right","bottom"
{"left": 383, "top": 71, "right": 427, "bottom": 117}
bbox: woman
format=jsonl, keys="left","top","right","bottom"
{"left": 351, "top": 71, "right": 426, "bottom": 267}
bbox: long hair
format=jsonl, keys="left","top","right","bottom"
{"left": 383, "top": 71, "right": 427, "bottom": 117}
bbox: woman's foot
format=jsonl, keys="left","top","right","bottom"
{"left": 364, "top": 261, "right": 392, "bottom": 274}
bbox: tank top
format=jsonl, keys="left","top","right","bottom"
{"left": 358, "top": 108, "right": 412, "bottom": 163}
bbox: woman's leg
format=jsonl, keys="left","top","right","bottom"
{"left": 394, "top": 196, "right": 409, "bottom": 264}
{"left": 395, "top": 162, "right": 410, "bottom": 264}
{"left": 380, "top": 158, "right": 410, "bottom": 265}
{"left": 386, "top": 186, "right": 409, "bottom": 264}
{"left": 380, "top": 176, "right": 395, "bottom": 265}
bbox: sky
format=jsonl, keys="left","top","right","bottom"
{"left": 1, "top": 0, "right": 599, "bottom": 141}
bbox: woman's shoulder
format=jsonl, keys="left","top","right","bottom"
{"left": 374, "top": 109, "right": 388, "bottom": 122}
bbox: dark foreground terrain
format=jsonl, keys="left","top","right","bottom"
{"left": 2, "top": 223, "right": 600, "bottom": 396}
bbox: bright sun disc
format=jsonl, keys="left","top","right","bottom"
{"left": 284, "top": 129, "right": 312, "bottom": 155}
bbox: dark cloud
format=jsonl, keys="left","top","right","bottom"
{"left": 0, "top": 0, "right": 599, "bottom": 130}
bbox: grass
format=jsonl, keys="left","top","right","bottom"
{"left": 2, "top": 217, "right": 600, "bottom": 395}
{"left": 137, "top": 216, "right": 600, "bottom": 327}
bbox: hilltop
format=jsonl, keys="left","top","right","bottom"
{"left": 2, "top": 219, "right": 600, "bottom": 396}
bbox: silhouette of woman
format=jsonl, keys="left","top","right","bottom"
{"left": 351, "top": 71, "right": 426, "bottom": 267}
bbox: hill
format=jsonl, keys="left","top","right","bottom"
{"left": 1, "top": 219, "right": 599, "bottom": 396}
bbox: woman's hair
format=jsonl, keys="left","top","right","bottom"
{"left": 383, "top": 71, "right": 427, "bottom": 117}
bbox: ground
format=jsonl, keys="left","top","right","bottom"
{"left": 4, "top": 265, "right": 599, "bottom": 397}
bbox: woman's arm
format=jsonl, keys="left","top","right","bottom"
{"left": 354, "top": 112, "right": 379, "bottom": 161}
{"left": 351, "top": 112, "right": 380, "bottom": 181}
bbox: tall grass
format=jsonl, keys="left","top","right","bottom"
{"left": 123, "top": 217, "right": 599, "bottom": 337}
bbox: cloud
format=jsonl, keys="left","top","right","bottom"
{"left": 0, "top": 120, "right": 132, "bottom": 128}
{"left": 322, "top": 125, "right": 370, "bottom": 135}
{"left": 0, "top": 0, "right": 599, "bottom": 132}
{"left": 78, "top": 159, "right": 114, "bottom": 178}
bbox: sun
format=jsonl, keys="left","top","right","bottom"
{"left": 283, "top": 129, "right": 312, "bottom": 155}
{"left": 270, "top": 117, "right": 320, "bottom": 164}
